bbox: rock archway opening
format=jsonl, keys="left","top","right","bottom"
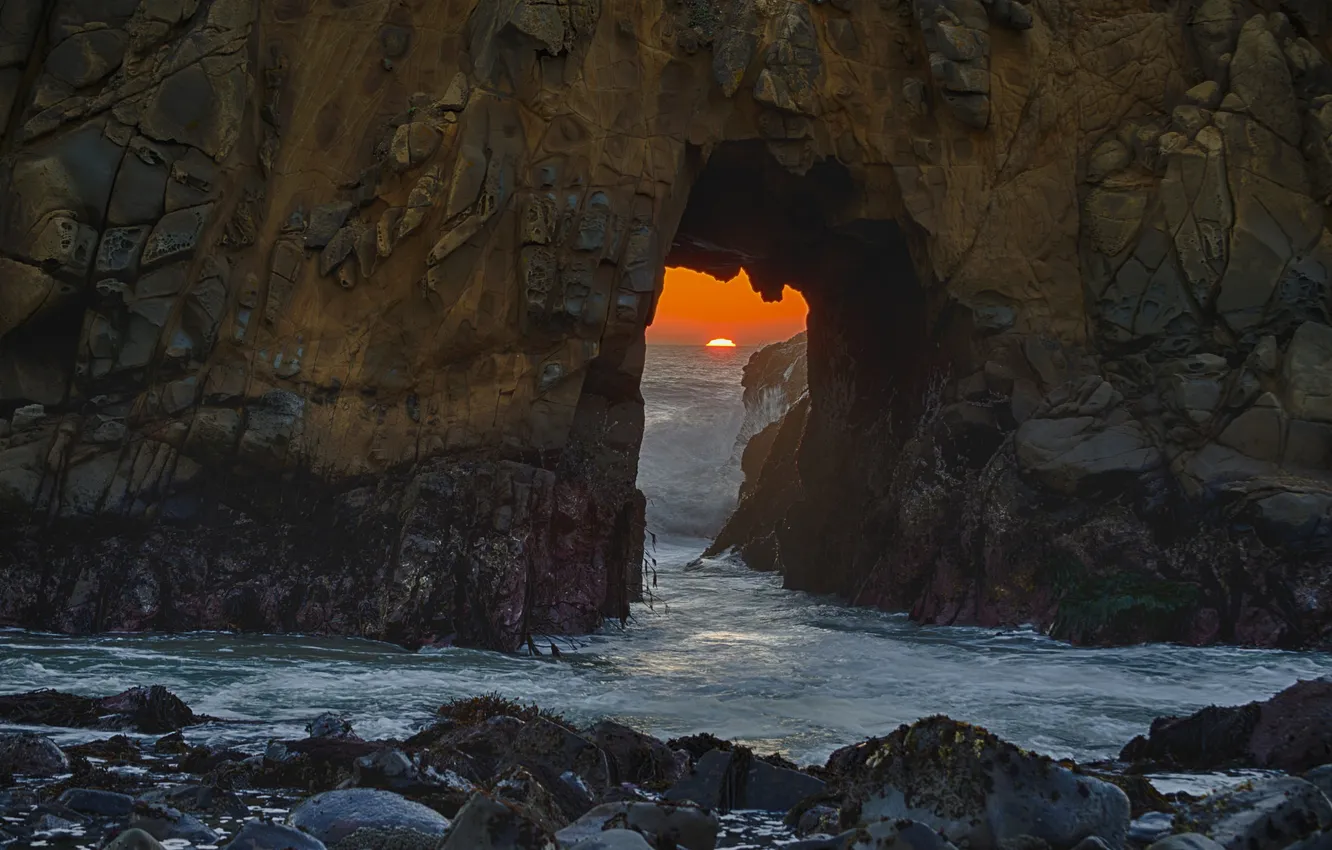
{"left": 642, "top": 141, "right": 945, "bottom": 590}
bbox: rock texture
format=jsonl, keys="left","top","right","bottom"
{"left": 1, "top": 0, "right": 1332, "bottom": 648}
{"left": 1120, "top": 677, "right": 1332, "bottom": 772}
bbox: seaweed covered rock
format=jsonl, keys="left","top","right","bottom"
{"left": 442, "top": 792, "right": 556, "bottom": 850}
{"left": 824, "top": 717, "right": 1130, "bottom": 850}
{"left": 1121, "top": 679, "right": 1332, "bottom": 772}
{"left": 0, "top": 686, "right": 200, "bottom": 733}
{"left": 587, "top": 721, "right": 685, "bottom": 787}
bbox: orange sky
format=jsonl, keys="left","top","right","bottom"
{"left": 647, "top": 268, "right": 808, "bottom": 346}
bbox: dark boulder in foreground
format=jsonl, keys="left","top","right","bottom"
{"left": 1121, "top": 678, "right": 1332, "bottom": 772}
{"left": 0, "top": 731, "right": 69, "bottom": 777}
{"left": 0, "top": 685, "right": 201, "bottom": 733}
{"left": 222, "top": 820, "right": 329, "bottom": 850}
{"left": 288, "top": 788, "right": 450, "bottom": 846}
{"left": 813, "top": 716, "right": 1131, "bottom": 850}
{"left": 665, "top": 747, "right": 825, "bottom": 812}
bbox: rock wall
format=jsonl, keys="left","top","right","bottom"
{"left": 1, "top": 0, "right": 1331, "bottom": 648}
{"left": 707, "top": 332, "right": 807, "bottom": 568}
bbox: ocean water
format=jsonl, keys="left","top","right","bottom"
{"left": 2, "top": 344, "right": 1332, "bottom": 772}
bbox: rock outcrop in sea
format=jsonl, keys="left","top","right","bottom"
{"left": 2, "top": 0, "right": 1332, "bottom": 648}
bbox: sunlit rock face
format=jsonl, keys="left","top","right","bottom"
{"left": 0, "top": 0, "right": 1331, "bottom": 648}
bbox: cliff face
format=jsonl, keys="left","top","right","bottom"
{"left": 1, "top": 0, "right": 1331, "bottom": 648}
{"left": 708, "top": 332, "right": 807, "bottom": 568}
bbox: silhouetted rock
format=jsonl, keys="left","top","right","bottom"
{"left": 0, "top": 686, "right": 200, "bottom": 733}
{"left": 1121, "top": 679, "right": 1332, "bottom": 772}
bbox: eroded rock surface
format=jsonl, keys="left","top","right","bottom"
{"left": 0, "top": 0, "right": 1331, "bottom": 647}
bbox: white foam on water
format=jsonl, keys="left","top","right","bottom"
{"left": 0, "top": 344, "right": 1331, "bottom": 777}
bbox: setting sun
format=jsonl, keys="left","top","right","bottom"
{"left": 648, "top": 268, "right": 808, "bottom": 346}
{"left": 706, "top": 338, "right": 737, "bottom": 348}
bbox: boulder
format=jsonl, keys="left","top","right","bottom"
{"left": 569, "top": 831, "right": 653, "bottom": 850}
{"left": 1146, "top": 836, "right": 1226, "bottom": 850}
{"left": 307, "top": 713, "right": 360, "bottom": 740}
{"left": 586, "top": 721, "right": 683, "bottom": 786}
{"left": 58, "top": 788, "right": 134, "bottom": 817}
{"left": 805, "top": 818, "right": 963, "bottom": 850}
{"left": 0, "top": 732, "right": 69, "bottom": 777}
{"left": 1120, "top": 679, "right": 1332, "bottom": 772}
{"left": 105, "top": 829, "right": 167, "bottom": 850}
{"left": 288, "top": 789, "right": 450, "bottom": 846}
{"left": 556, "top": 801, "right": 718, "bottom": 850}
{"left": 829, "top": 718, "right": 1130, "bottom": 850}
{"left": 130, "top": 801, "right": 221, "bottom": 845}
{"left": 96, "top": 685, "right": 198, "bottom": 733}
{"left": 494, "top": 765, "right": 570, "bottom": 835}
{"left": 138, "top": 784, "right": 250, "bottom": 818}
{"left": 442, "top": 792, "right": 556, "bottom": 849}
{"left": 222, "top": 820, "right": 329, "bottom": 850}
{"left": 1176, "top": 777, "right": 1331, "bottom": 850}
{"left": 665, "top": 748, "right": 825, "bottom": 813}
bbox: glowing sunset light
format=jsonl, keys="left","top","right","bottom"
{"left": 648, "top": 267, "right": 808, "bottom": 346}
{"left": 706, "top": 338, "right": 737, "bottom": 348}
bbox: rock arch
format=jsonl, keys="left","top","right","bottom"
{"left": 0, "top": 0, "right": 1330, "bottom": 648}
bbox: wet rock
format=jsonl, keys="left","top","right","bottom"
{"left": 0, "top": 732, "right": 69, "bottom": 777}
{"left": 308, "top": 713, "right": 360, "bottom": 740}
{"left": 222, "top": 820, "right": 329, "bottom": 850}
{"left": 139, "top": 784, "right": 250, "bottom": 818}
{"left": 288, "top": 788, "right": 450, "bottom": 846}
{"left": 130, "top": 800, "right": 221, "bottom": 844}
{"left": 1128, "top": 812, "right": 1174, "bottom": 844}
{"left": 827, "top": 718, "right": 1130, "bottom": 850}
{"left": 442, "top": 792, "right": 554, "bottom": 849}
{"left": 1286, "top": 833, "right": 1332, "bottom": 850}
{"left": 665, "top": 747, "right": 825, "bottom": 813}
{"left": 1146, "top": 835, "right": 1225, "bottom": 850}
{"left": 495, "top": 765, "right": 570, "bottom": 835}
{"left": 556, "top": 801, "right": 718, "bottom": 850}
{"left": 808, "top": 818, "right": 963, "bottom": 850}
{"left": 586, "top": 721, "right": 683, "bottom": 786}
{"left": 1120, "top": 679, "right": 1332, "bottom": 772}
{"left": 58, "top": 788, "right": 134, "bottom": 817}
{"left": 1305, "top": 765, "right": 1332, "bottom": 800}
{"left": 99, "top": 686, "right": 199, "bottom": 733}
{"left": 569, "top": 831, "right": 654, "bottom": 850}
{"left": 1177, "top": 777, "right": 1331, "bottom": 850}
{"left": 105, "top": 828, "right": 167, "bottom": 850}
